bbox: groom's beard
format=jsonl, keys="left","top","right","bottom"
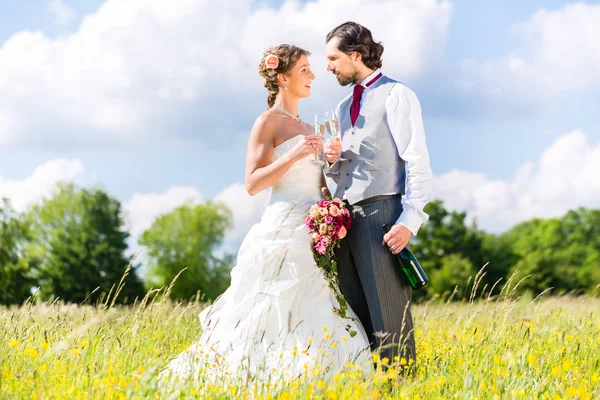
{"left": 336, "top": 69, "right": 360, "bottom": 86}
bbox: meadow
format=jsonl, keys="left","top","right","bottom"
{"left": 1, "top": 277, "right": 599, "bottom": 400}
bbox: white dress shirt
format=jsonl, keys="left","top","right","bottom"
{"left": 334, "top": 69, "right": 433, "bottom": 236}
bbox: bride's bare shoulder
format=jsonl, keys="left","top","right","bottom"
{"left": 249, "top": 111, "right": 280, "bottom": 144}
{"left": 255, "top": 110, "right": 282, "bottom": 126}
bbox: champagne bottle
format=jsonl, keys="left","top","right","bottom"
{"left": 382, "top": 224, "right": 429, "bottom": 290}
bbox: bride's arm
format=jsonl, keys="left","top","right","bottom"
{"left": 245, "top": 114, "right": 322, "bottom": 196}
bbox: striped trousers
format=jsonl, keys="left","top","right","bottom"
{"left": 336, "top": 195, "right": 416, "bottom": 365}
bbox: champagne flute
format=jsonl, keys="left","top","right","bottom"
{"left": 311, "top": 113, "right": 325, "bottom": 166}
{"left": 324, "top": 111, "right": 345, "bottom": 161}
{"left": 324, "top": 111, "right": 339, "bottom": 138}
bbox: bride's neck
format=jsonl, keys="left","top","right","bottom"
{"left": 274, "top": 93, "right": 300, "bottom": 116}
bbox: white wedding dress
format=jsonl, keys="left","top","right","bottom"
{"left": 158, "top": 135, "right": 372, "bottom": 388}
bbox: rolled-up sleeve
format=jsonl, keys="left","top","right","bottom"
{"left": 386, "top": 85, "right": 433, "bottom": 235}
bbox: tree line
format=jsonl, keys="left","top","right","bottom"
{"left": 1, "top": 183, "right": 598, "bottom": 306}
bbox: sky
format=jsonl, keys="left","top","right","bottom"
{"left": 0, "top": 0, "right": 599, "bottom": 258}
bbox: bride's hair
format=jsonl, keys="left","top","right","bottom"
{"left": 258, "top": 44, "right": 310, "bottom": 109}
{"left": 326, "top": 22, "right": 384, "bottom": 70}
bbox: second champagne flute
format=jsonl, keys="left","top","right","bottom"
{"left": 311, "top": 113, "right": 325, "bottom": 166}
{"left": 324, "top": 111, "right": 345, "bottom": 161}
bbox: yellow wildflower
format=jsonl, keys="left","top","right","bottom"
{"left": 24, "top": 347, "right": 38, "bottom": 358}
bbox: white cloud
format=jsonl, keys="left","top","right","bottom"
{"left": 214, "top": 182, "right": 269, "bottom": 251}
{"left": 121, "top": 182, "right": 268, "bottom": 270}
{"left": 434, "top": 130, "right": 600, "bottom": 232}
{"left": 0, "top": 111, "right": 16, "bottom": 146}
{"left": 478, "top": 3, "right": 600, "bottom": 100}
{"left": 123, "top": 186, "right": 203, "bottom": 238}
{"left": 3, "top": 128, "right": 598, "bottom": 267}
{"left": 0, "top": 0, "right": 451, "bottom": 148}
{"left": 48, "top": 0, "right": 76, "bottom": 26}
{"left": 0, "top": 158, "right": 88, "bottom": 212}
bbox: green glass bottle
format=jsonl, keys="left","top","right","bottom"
{"left": 382, "top": 224, "right": 429, "bottom": 290}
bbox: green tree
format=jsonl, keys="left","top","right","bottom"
{"left": 27, "top": 183, "right": 145, "bottom": 304}
{"left": 500, "top": 208, "right": 600, "bottom": 295}
{"left": 409, "top": 200, "right": 519, "bottom": 299}
{"left": 427, "top": 253, "right": 477, "bottom": 298}
{"left": 0, "top": 199, "right": 37, "bottom": 305}
{"left": 139, "top": 201, "right": 233, "bottom": 301}
{"left": 411, "top": 200, "right": 488, "bottom": 297}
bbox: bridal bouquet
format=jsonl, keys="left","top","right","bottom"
{"left": 305, "top": 198, "right": 357, "bottom": 336}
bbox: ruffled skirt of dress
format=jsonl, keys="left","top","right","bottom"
{"left": 157, "top": 200, "right": 372, "bottom": 390}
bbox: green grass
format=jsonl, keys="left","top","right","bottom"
{"left": 1, "top": 280, "right": 599, "bottom": 399}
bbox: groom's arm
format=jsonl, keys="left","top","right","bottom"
{"left": 386, "top": 85, "right": 433, "bottom": 236}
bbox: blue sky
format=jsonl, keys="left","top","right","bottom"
{"left": 0, "top": 0, "right": 599, "bottom": 248}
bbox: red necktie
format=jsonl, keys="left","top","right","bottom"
{"left": 350, "top": 72, "right": 382, "bottom": 126}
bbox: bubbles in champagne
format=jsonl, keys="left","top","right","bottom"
{"left": 314, "top": 123, "right": 324, "bottom": 137}
{"left": 325, "top": 119, "right": 338, "bottom": 137}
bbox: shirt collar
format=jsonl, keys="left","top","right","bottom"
{"left": 359, "top": 68, "right": 383, "bottom": 87}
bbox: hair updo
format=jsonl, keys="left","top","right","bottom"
{"left": 258, "top": 44, "right": 310, "bottom": 109}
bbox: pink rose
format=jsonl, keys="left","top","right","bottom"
{"left": 324, "top": 215, "right": 334, "bottom": 225}
{"left": 265, "top": 54, "right": 279, "bottom": 69}
{"left": 329, "top": 204, "right": 341, "bottom": 217}
{"left": 315, "top": 240, "right": 327, "bottom": 255}
{"left": 309, "top": 205, "right": 320, "bottom": 218}
{"left": 343, "top": 208, "right": 350, "bottom": 217}
{"left": 338, "top": 226, "right": 347, "bottom": 239}
{"left": 333, "top": 221, "right": 341, "bottom": 232}
{"left": 305, "top": 215, "right": 314, "bottom": 229}
{"left": 333, "top": 198, "right": 344, "bottom": 208}
{"left": 319, "top": 223, "right": 328, "bottom": 235}
{"left": 318, "top": 199, "right": 331, "bottom": 208}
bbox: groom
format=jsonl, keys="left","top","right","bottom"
{"left": 323, "top": 22, "right": 433, "bottom": 367}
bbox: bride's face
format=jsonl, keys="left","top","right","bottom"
{"left": 280, "top": 55, "right": 315, "bottom": 98}
{"left": 325, "top": 37, "right": 359, "bottom": 86}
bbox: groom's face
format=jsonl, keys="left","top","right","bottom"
{"left": 326, "top": 37, "right": 359, "bottom": 86}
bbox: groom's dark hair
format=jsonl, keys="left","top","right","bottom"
{"left": 326, "top": 22, "right": 384, "bottom": 70}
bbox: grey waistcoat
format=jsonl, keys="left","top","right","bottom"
{"left": 329, "top": 76, "right": 406, "bottom": 205}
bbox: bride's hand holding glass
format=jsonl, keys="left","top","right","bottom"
{"left": 287, "top": 135, "right": 323, "bottom": 162}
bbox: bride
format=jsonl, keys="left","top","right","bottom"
{"left": 158, "top": 44, "right": 372, "bottom": 388}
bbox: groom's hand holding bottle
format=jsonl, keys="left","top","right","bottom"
{"left": 382, "top": 224, "right": 413, "bottom": 255}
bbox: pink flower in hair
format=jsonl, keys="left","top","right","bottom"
{"left": 265, "top": 54, "right": 279, "bottom": 69}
